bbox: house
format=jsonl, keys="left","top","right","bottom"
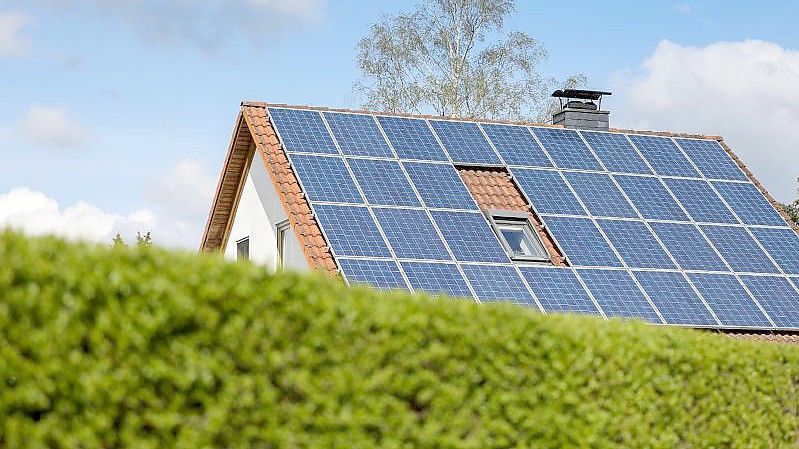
{"left": 201, "top": 90, "right": 799, "bottom": 343}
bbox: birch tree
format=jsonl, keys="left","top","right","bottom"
{"left": 355, "top": 0, "right": 584, "bottom": 121}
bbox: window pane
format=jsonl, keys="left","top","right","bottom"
{"left": 497, "top": 222, "right": 546, "bottom": 259}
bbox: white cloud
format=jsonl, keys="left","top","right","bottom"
{"left": 18, "top": 105, "right": 88, "bottom": 149}
{"left": 613, "top": 39, "right": 799, "bottom": 202}
{"left": 674, "top": 4, "right": 693, "bottom": 14}
{"left": 35, "top": 0, "right": 326, "bottom": 51}
{"left": 0, "top": 11, "right": 31, "bottom": 58}
{"left": 146, "top": 158, "right": 216, "bottom": 226}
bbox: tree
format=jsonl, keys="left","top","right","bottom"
{"left": 110, "top": 231, "right": 153, "bottom": 248}
{"left": 783, "top": 177, "right": 799, "bottom": 226}
{"left": 355, "top": 0, "right": 585, "bottom": 121}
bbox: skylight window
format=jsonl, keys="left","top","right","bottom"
{"left": 487, "top": 211, "right": 549, "bottom": 262}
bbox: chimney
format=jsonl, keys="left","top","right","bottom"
{"left": 551, "top": 89, "right": 611, "bottom": 131}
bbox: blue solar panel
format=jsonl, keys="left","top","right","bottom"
{"left": 712, "top": 181, "right": 787, "bottom": 226}
{"left": 564, "top": 172, "right": 638, "bottom": 218}
{"left": 578, "top": 269, "right": 661, "bottom": 322}
{"left": 376, "top": 116, "right": 449, "bottom": 161}
{"left": 676, "top": 138, "right": 747, "bottom": 181}
{"left": 268, "top": 108, "right": 338, "bottom": 154}
{"left": 628, "top": 135, "right": 700, "bottom": 177}
{"left": 614, "top": 175, "right": 689, "bottom": 221}
{"left": 663, "top": 178, "right": 738, "bottom": 224}
{"left": 402, "top": 162, "right": 478, "bottom": 210}
{"left": 751, "top": 227, "right": 799, "bottom": 274}
{"left": 461, "top": 264, "right": 534, "bottom": 305}
{"left": 429, "top": 120, "right": 501, "bottom": 164}
{"left": 543, "top": 217, "right": 622, "bottom": 267}
{"left": 632, "top": 271, "right": 717, "bottom": 326}
{"left": 598, "top": 220, "right": 676, "bottom": 269}
{"left": 347, "top": 159, "right": 420, "bottom": 207}
{"left": 511, "top": 169, "right": 586, "bottom": 216}
{"left": 323, "top": 112, "right": 394, "bottom": 158}
{"left": 520, "top": 267, "right": 600, "bottom": 314}
{"left": 337, "top": 258, "right": 408, "bottom": 290}
{"left": 687, "top": 273, "right": 771, "bottom": 327}
{"left": 739, "top": 275, "right": 799, "bottom": 328}
{"left": 481, "top": 124, "right": 552, "bottom": 167}
{"left": 288, "top": 154, "right": 363, "bottom": 203}
{"left": 531, "top": 127, "right": 602, "bottom": 170}
{"left": 401, "top": 262, "right": 473, "bottom": 298}
{"left": 581, "top": 131, "right": 652, "bottom": 174}
{"left": 650, "top": 222, "right": 728, "bottom": 271}
{"left": 373, "top": 208, "right": 451, "bottom": 260}
{"left": 430, "top": 211, "right": 509, "bottom": 263}
{"left": 313, "top": 205, "right": 390, "bottom": 257}
{"left": 700, "top": 225, "right": 779, "bottom": 274}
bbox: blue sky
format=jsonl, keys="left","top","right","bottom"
{"left": 2, "top": 0, "right": 799, "bottom": 247}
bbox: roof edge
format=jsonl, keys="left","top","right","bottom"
{"left": 241, "top": 100, "right": 727, "bottom": 140}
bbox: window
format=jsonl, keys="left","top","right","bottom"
{"left": 236, "top": 237, "right": 250, "bottom": 261}
{"left": 487, "top": 211, "right": 549, "bottom": 262}
{"left": 276, "top": 220, "right": 291, "bottom": 269}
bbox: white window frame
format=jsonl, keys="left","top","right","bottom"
{"left": 276, "top": 220, "right": 291, "bottom": 269}
{"left": 485, "top": 210, "right": 550, "bottom": 262}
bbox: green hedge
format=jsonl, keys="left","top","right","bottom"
{"left": 1, "top": 230, "right": 799, "bottom": 448}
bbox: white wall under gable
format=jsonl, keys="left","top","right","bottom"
{"left": 224, "top": 155, "right": 310, "bottom": 272}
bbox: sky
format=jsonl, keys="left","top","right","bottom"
{"left": 2, "top": 0, "right": 799, "bottom": 248}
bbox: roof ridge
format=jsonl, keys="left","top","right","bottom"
{"left": 241, "top": 100, "right": 726, "bottom": 140}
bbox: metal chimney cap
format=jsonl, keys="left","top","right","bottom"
{"left": 551, "top": 89, "right": 612, "bottom": 101}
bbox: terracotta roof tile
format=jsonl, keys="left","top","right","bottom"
{"left": 721, "top": 330, "right": 799, "bottom": 345}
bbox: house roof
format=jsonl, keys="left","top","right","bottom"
{"left": 202, "top": 101, "right": 799, "bottom": 338}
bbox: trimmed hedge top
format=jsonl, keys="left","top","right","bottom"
{"left": 1, "top": 230, "right": 798, "bottom": 448}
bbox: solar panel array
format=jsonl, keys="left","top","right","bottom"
{"left": 268, "top": 106, "right": 799, "bottom": 330}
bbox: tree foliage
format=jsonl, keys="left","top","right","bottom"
{"left": 110, "top": 231, "right": 153, "bottom": 248}
{"left": 355, "top": 0, "right": 584, "bottom": 121}
{"left": 783, "top": 177, "right": 799, "bottom": 226}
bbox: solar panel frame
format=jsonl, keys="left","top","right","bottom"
{"left": 402, "top": 162, "right": 479, "bottom": 210}
{"left": 541, "top": 216, "right": 623, "bottom": 267}
{"left": 739, "top": 275, "right": 799, "bottom": 329}
{"left": 564, "top": 172, "right": 639, "bottom": 218}
{"left": 520, "top": 267, "right": 602, "bottom": 315}
{"left": 649, "top": 222, "right": 729, "bottom": 272}
{"left": 268, "top": 107, "right": 340, "bottom": 154}
{"left": 480, "top": 123, "right": 552, "bottom": 167}
{"left": 663, "top": 178, "right": 739, "bottom": 224}
{"left": 628, "top": 134, "right": 700, "bottom": 178}
{"left": 511, "top": 168, "right": 587, "bottom": 216}
{"left": 400, "top": 261, "right": 475, "bottom": 299}
{"left": 676, "top": 138, "right": 748, "bottom": 181}
{"left": 347, "top": 158, "right": 421, "bottom": 207}
{"left": 460, "top": 264, "right": 535, "bottom": 305}
{"left": 687, "top": 273, "right": 773, "bottom": 327}
{"left": 751, "top": 227, "right": 799, "bottom": 275}
{"left": 700, "top": 225, "right": 779, "bottom": 274}
{"left": 376, "top": 116, "right": 449, "bottom": 161}
{"left": 430, "top": 211, "right": 510, "bottom": 263}
{"left": 581, "top": 131, "right": 653, "bottom": 174}
{"left": 614, "top": 175, "right": 690, "bottom": 221}
{"left": 577, "top": 269, "right": 662, "bottom": 322}
{"left": 712, "top": 181, "right": 788, "bottom": 226}
{"left": 311, "top": 204, "right": 392, "bottom": 258}
{"left": 337, "top": 258, "right": 410, "bottom": 290}
{"left": 372, "top": 207, "right": 452, "bottom": 261}
{"left": 322, "top": 112, "right": 395, "bottom": 158}
{"left": 428, "top": 119, "right": 502, "bottom": 164}
{"left": 597, "top": 219, "right": 676, "bottom": 269}
{"left": 287, "top": 154, "right": 364, "bottom": 204}
{"left": 632, "top": 270, "right": 719, "bottom": 326}
{"left": 531, "top": 127, "right": 603, "bottom": 170}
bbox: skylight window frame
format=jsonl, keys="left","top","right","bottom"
{"left": 484, "top": 210, "right": 551, "bottom": 263}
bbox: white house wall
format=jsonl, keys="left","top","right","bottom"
{"left": 224, "top": 155, "right": 310, "bottom": 272}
